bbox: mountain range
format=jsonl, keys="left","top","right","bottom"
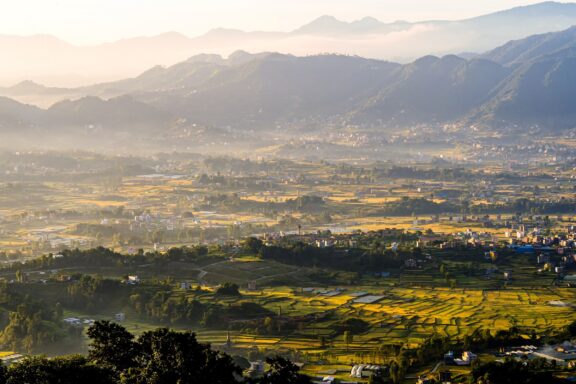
{"left": 2, "top": 2, "right": 576, "bottom": 86}
{"left": 2, "top": 22, "right": 576, "bottom": 149}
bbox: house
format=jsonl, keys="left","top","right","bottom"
{"left": 454, "top": 351, "right": 477, "bottom": 366}
{"left": 463, "top": 351, "right": 477, "bottom": 363}
{"left": 350, "top": 364, "right": 381, "bottom": 378}
{"left": 127, "top": 275, "right": 140, "bottom": 284}
{"left": 115, "top": 312, "right": 126, "bottom": 322}
{"left": 56, "top": 274, "right": 72, "bottom": 282}
{"left": 247, "top": 361, "right": 265, "bottom": 378}
{"left": 63, "top": 317, "right": 82, "bottom": 327}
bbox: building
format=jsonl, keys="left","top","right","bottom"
{"left": 126, "top": 275, "right": 140, "bottom": 285}
{"left": 63, "top": 317, "right": 82, "bottom": 327}
{"left": 534, "top": 343, "right": 576, "bottom": 366}
{"left": 350, "top": 364, "right": 381, "bottom": 378}
{"left": 247, "top": 361, "right": 265, "bottom": 378}
{"left": 454, "top": 351, "right": 478, "bottom": 366}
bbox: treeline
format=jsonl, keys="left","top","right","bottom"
{"left": 0, "top": 321, "right": 312, "bottom": 384}
{"left": 128, "top": 288, "right": 272, "bottom": 327}
{"left": 376, "top": 166, "right": 469, "bottom": 180}
{"left": 129, "top": 290, "right": 205, "bottom": 325}
{"left": 375, "top": 197, "right": 455, "bottom": 216}
{"left": 12, "top": 246, "right": 220, "bottom": 271}
{"left": 257, "top": 241, "right": 414, "bottom": 271}
{"left": 371, "top": 197, "right": 576, "bottom": 216}
{"left": 197, "top": 173, "right": 277, "bottom": 191}
{"left": 469, "top": 197, "right": 576, "bottom": 215}
{"left": 66, "top": 275, "right": 123, "bottom": 312}
{"left": 61, "top": 274, "right": 271, "bottom": 327}
{"left": 470, "top": 359, "right": 565, "bottom": 384}
{"left": 198, "top": 193, "right": 326, "bottom": 214}
{"left": 203, "top": 157, "right": 288, "bottom": 174}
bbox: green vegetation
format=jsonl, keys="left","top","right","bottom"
{"left": 0, "top": 321, "right": 311, "bottom": 384}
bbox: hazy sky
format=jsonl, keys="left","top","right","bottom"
{"left": 2, "top": 0, "right": 573, "bottom": 44}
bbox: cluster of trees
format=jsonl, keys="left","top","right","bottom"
{"left": 197, "top": 193, "right": 327, "bottom": 216}
{"left": 216, "top": 283, "right": 241, "bottom": 296}
{"left": 0, "top": 321, "right": 312, "bottom": 384}
{"left": 128, "top": 288, "right": 271, "bottom": 327}
{"left": 129, "top": 291, "right": 206, "bottom": 325}
{"left": 284, "top": 196, "right": 326, "bottom": 212}
{"left": 470, "top": 359, "right": 565, "bottom": 384}
{"left": 0, "top": 284, "right": 80, "bottom": 353}
{"left": 376, "top": 166, "right": 468, "bottom": 180}
{"left": 369, "top": 196, "right": 576, "bottom": 217}
{"left": 197, "top": 173, "right": 276, "bottom": 191}
{"left": 376, "top": 197, "right": 455, "bottom": 216}
{"left": 14, "top": 246, "right": 221, "bottom": 272}
{"left": 258, "top": 241, "right": 414, "bottom": 272}
{"left": 469, "top": 197, "right": 576, "bottom": 215}
{"left": 66, "top": 275, "right": 122, "bottom": 312}
{"left": 463, "top": 327, "right": 537, "bottom": 351}
{"left": 202, "top": 157, "right": 283, "bottom": 174}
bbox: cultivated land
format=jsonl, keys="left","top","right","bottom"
{"left": 1, "top": 150, "right": 576, "bottom": 382}
{"left": 7, "top": 250, "right": 575, "bottom": 381}
{"left": 0, "top": 151, "right": 574, "bottom": 259}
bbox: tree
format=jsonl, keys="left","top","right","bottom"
{"left": 470, "top": 359, "right": 562, "bottom": 384}
{"left": 216, "top": 282, "right": 241, "bottom": 296}
{"left": 5, "top": 355, "right": 115, "bottom": 384}
{"left": 87, "top": 321, "right": 138, "bottom": 373}
{"left": 120, "top": 328, "right": 240, "bottom": 384}
{"left": 368, "top": 369, "right": 387, "bottom": 384}
{"left": 567, "top": 320, "right": 576, "bottom": 337}
{"left": 344, "top": 331, "right": 353, "bottom": 351}
{"left": 243, "top": 237, "right": 264, "bottom": 254}
{"left": 255, "top": 357, "right": 311, "bottom": 384}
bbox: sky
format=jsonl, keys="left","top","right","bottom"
{"left": 1, "top": 0, "right": 573, "bottom": 44}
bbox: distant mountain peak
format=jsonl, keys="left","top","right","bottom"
{"left": 10, "top": 80, "right": 46, "bottom": 91}
{"left": 294, "top": 15, "right": 349, "bottom": 34}
{"left": 314, "top": 15, "right": 341, "bottom": 22}
{"left": 352, "top": 16, "right": 383, "bottom": 26}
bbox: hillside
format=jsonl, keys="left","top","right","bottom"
{"left": 2, "top": 2, "right": 576, "bottom": 85}
{"left": 2, "top": 25, "right": 576, "bottom": 145}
